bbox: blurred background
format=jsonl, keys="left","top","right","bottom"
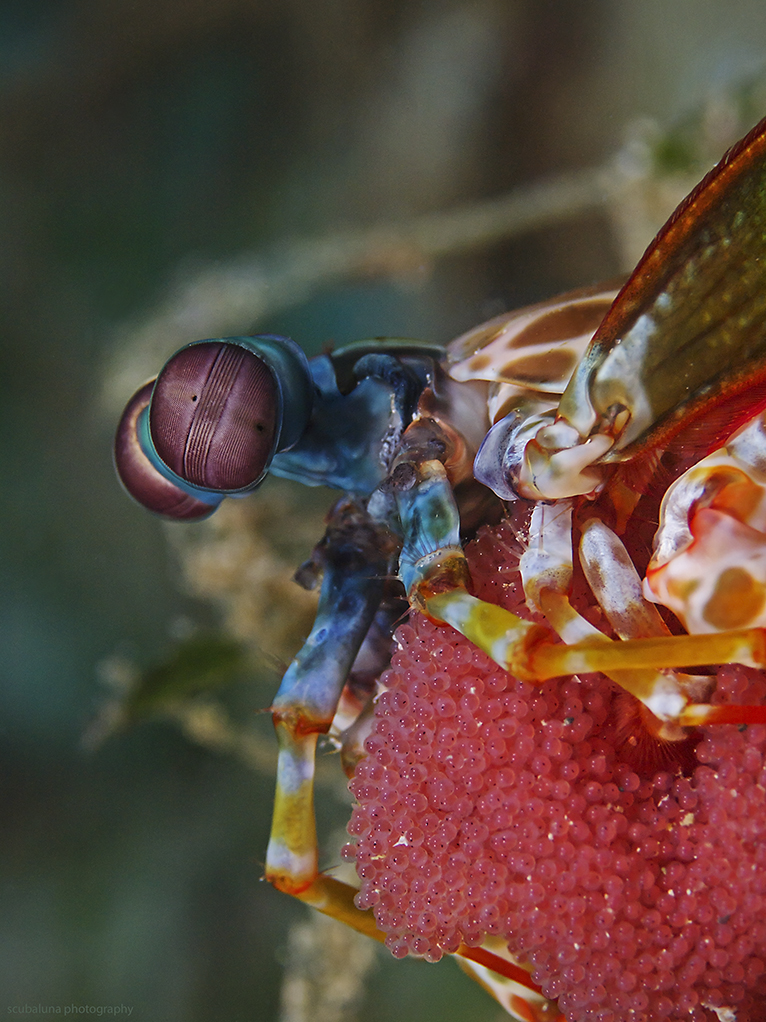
{"left": 5, "top": 2, "right": 766, "bottom": 1020}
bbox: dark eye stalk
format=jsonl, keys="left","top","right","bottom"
{"left": 114, "top": 335, "right": 312, "bottom": 520}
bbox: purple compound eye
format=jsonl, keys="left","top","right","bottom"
{"left": 114, "top": 381, "right": 218, "bottom": 520}
{"left": 150, "top": 341, "right": 278, "bottom": 491}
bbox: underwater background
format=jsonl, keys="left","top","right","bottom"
{"left": 5, "top": 2, "right": 766, "bottom": 1019}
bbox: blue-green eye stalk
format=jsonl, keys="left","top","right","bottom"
{"left": 114, "top": 335, "right": 313, "bottom": 520}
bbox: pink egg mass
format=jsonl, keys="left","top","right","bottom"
{"left": 344, "top": 518, "right": 766, "bottom": 1021}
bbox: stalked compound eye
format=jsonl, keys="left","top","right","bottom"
{"left": 149, "top": 341, "right": 278, "bottom": 492}
{"left": 114, "top": 381, "right": 220, "bottom": 520}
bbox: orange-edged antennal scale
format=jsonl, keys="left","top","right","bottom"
{"left": 114, "top": 116, "right": 766, "bottom": 1021}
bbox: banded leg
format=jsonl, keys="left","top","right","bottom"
{"left": 266, "top": 499, "right": 396, "bottom": 894}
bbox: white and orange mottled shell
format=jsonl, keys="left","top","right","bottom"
{"left": 446, "top": 283, "right": 621, "bottom": 425}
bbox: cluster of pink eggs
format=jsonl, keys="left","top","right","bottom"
{"left": 343, "top": 518, "right": 766, "bottom": 1021}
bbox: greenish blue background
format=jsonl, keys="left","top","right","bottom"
{"left": 4, "top": 2, "right": 766, "bottom": 1019}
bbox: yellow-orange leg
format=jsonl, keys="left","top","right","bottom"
{"left": 266, "top": 727, "right": 319, "bottom": 894}
{"left": 265, "top": 501, "right": 391, "bottom": 893}
{"left": 422, "top": 586, "right": 766, "bottom": 726}
{"left": 287, "top": 873, "right": 561, "bottom": 1022}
